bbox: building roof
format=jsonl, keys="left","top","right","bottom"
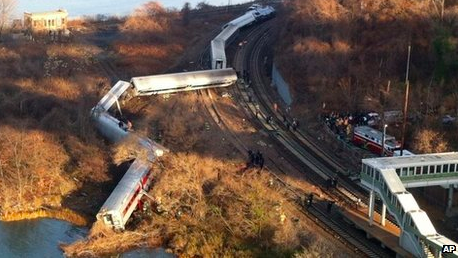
{"left": 24, "top": 9, "right": 68, "bottom": 18}
{"left": 363, "top": 152, "right": 458, "bottom": 169}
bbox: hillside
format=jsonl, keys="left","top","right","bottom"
{"left": 276, "top": 0, "right": 458, "bottom": 151}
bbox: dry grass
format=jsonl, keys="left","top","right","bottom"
{"left": 64, "top": 152, "right": 352, "bottom": 257}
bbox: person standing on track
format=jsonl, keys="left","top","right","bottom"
{"left": 259, "top": 152, "right": 264, "bottom": 169}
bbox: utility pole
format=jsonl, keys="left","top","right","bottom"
{"left": 400, "top": 44, "right": 411, "bottom": 156}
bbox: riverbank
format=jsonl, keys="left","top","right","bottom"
{"left": 1, "top": 208, "right": 89, "bottom": 227}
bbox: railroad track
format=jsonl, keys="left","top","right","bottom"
{"left": 242, "top": 21, "right": 400, "bottom": 227}
{"left": 192, "top": 19, "right": 395, "bottom": 257}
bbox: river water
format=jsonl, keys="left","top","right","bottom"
{"left": 0, "top": 219, "right": 87, "bottom": 258}
{"left": 0, "top": 219, "right": 174, "bottom": 257}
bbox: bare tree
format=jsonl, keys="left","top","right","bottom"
{"left": 181, "top": 2, "right": 191, "bottom": 26}
{"left": 0, "top": 0, "right": 17, "bottom": 39}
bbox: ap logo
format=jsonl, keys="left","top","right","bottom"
{"left": 442, "top": 245, "right": 456, "bottom": 253}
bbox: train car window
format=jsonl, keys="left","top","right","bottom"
{"left": 408, "top": 167, "right": 414, "bottom": 176}
{"left": 375, "top": 170, "right": 380, "bottom": 181}
{"left": 436, "top": 165, "right": 442, "bottom": 173}
{"left": 410, "top": 216, "right": 414, "bottom": 228}
{"left": 451, "top": 164, "right": 456, "bottom": 172}
{"left": 429, "top": 165, "right": 435, "bottom": 174}
{"left": 388, "top": 191, "right": 392, "bottom": 202}
{"left": 415, "top": 166, "right": 421, "bottom": 175}
{"left": 444, "top": 164, "right": 449, "bottom": 173}
{"left": 396, "top": 168, "right": 401, "bottom": 176}
{"left": 422, "top": 166, "right": 428, "bottom": 175}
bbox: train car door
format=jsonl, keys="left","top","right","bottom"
{"left": 103, "top": 214, "right": 114, "bottom": 226}
{"left": 216, "top": 60, "right": 223, "bottom": 69}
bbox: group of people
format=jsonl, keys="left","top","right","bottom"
{"left": 323, "top": 111, "right": 372, "bottom": 139}
{"left": 118, "top": 117, "right": 133, "bottom": 132}
{"left": 247, "top": 150, "right": 265, "bottom": 169}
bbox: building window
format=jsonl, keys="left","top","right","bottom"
{"left": 396, "top": 168, "right": 401, "bottom": 176}
{"left": 33, "top": 20, "right": 37, "bottom": 27}
{"left": 444, "top": 164, "right": 449, "bottom": 173}
{"left": 44, "top": 20, "right": 47, "bottom": 26}
{"left": 436, "top": 165, "right": 442, "bottom": 173}
{"left": 52, "top": 19, "right": 55, "bottom": 26}
{"left": 451, "top": 164, "right": 456, "bottom": 173}
{"left": 415, "top": 167, "right": 422, "bottom": 175}
{"left": 409, "top": 167, "right": 415, "bottom": 176}
{"left": 423, "top": 166, "right": 428, "bottom": 175}
{"left": 430, "top": 165, "right": 435, "bottom": 174}
{"left": 402, "top": 167, "right": 408, "bottom": 176}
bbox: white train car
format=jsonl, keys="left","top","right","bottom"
{"left": 96, "top": 158, "right": 154, "bottom": 230}
{"left": 211, "top": 39, "right": 226, "bottom": 69}
{"left": 211, "top": 25, "right": 239, "bottom": 69}
{"left": 222, "top": 10, "right": 256, "bottom": 29}
{"left": 211, "top": 5, "right": 275, "bottom": 70}
{"left": 215, "top": 24, "right": 239, "bottom": 47}
{"left": 253, "top": 6, "right": 276, "bottom": 21}
{"left": 130, "top": 68, "right": 237, "bottom": 95}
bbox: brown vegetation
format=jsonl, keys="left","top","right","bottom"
{"left": 64, "top": 153, "right": 350, "bottom": 257}
{"left": 277, "top": 0, "right": 458, "bottom": 150}
{"left": 0, "top": 37, "right": 111, "bottom": 217}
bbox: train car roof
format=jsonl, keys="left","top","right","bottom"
{"left": 99, "top": 158, "right": 152, "bottom": 211}
{"left": 363, "top": 152, "right": 458, "bottom": 169}
{"left": 97, "top": 80, "right": 131, "bottom": 111}
{"left": 211, "top": 39, "right": 226, "bottom": 59}
{"left": 214, "top": 24, "right": 239, "bottom": 42}
{"left": 131, "top": 68, "right": 237, "bottom": 92}
{"left": 228, "top": 11, "right": 255, "bottom": 27}
{"left": 354, "top": 126, "right": 395, "bottom": 141}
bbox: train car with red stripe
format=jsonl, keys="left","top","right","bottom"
{"left": 96, "top": 158, "right": 154, "bottom": 230}
{"left": 353, "top": 126, "right": 401, "bottom": 156}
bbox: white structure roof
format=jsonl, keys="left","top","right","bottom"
{"left": 397, "top": 192, "right": 419, "bottom": 212}
{"left": 410, "top": 211, "right": 437, "bottom": 236}
{"left": 24, "top": 9, "right": 68, "bottom": 19}
{"left": 363, "top": 152, "right": 458, "bottom": 169}
{"left": 381, "top": 169, "right": 406, "bottom": 193}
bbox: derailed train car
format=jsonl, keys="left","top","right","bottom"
{"left": 96, "top": 158, "right": 154, "bottom": 230}
{"left": 211, "top": 5, "right": 275, "bottom": 70}
{"left": 129, "top": 68, "right": 238, "bottom": 96}
{"left": 91, "top": 4, "right": 276, "bottom": 231}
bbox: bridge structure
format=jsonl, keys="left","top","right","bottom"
{"left": 361, "top": 152, "right": 458, "bottom": 257}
